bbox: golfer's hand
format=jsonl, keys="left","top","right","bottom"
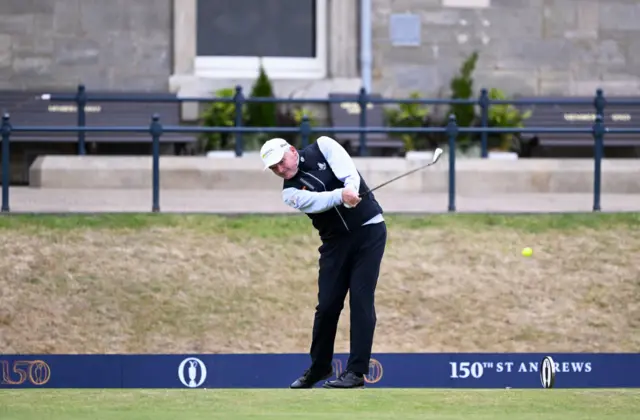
{"left": 342, "top": 188, "right": 361, "bottom": 208}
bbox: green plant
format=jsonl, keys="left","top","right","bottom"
{"left": 487, "top": 88, "right": 532, "bottom": 151}
{"left": 246, "top": 62, "right": 277, "bottom": 128}
{"left": 384, "top": 92, "right": 432, "bottom": 151}
{"left": 199, "top": 87, "right": 240, "bottom": 151}
{"left": 292, "top": 107, "right": 317, "bottom": 126}
{"left": 448, "top": 51, "right": 479, "bottom": 150}
{"left": 242, "top": 62, "right": 278, "bottom": 150}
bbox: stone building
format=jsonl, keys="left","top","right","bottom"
{"left": 1, "top": 0, "right": 639, "bottom": 119}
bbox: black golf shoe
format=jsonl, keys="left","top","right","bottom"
{"left": 289, "top": 368, "right": 333, "bottom": 389}
{"left": 322, "top": 371, "right": 365, "bottom": 389}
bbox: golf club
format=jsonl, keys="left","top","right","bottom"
{"left": 359, "top": 147, "right": 444, "bottom": 197}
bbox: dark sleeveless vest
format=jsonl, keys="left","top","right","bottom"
{"left": 283, "top": 142, "right": 383, "bottom": 241}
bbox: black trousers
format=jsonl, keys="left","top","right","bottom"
{"left": 309, "top": 221, "right": 387, "bottom": 375}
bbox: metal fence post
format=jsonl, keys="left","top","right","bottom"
{"left": 358, "top": 87, "right": 368, "bottom": 156}
{"left": 300, "top": 115, "right": 310, "bottom": 148}
{"left": 592, "top": 114, "right": 605, "bottom": 212}
{"left": 149, "top": 113, "right": 163, "bottom": 212}
{"left": 593, "top": 88, "right": 605, "bottom": 116}
{"left": 1, "top": 113, "right": 11, "bottom": 212}
{"left": 76, "top": 84, "right": 87, "bottom": 155}
{"left": 592, "top": 88, "right": 606, "bottom": 212}
{"left": 446, "top": 114, "right": 458, "bottom": 212}
{"left": 233, "top": 85, "right": 244, "bottom": 157}
{"left": 478, "top": 88, "right": 489, "bottom": 158}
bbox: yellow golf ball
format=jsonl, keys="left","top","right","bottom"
{"left": 522, "top": 247, "right": 533, "bottom": 257}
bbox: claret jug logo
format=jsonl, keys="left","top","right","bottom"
{"left": 540, "top": 356, "right": 556, "bottom": 389}
{"left": 178, "top": 357, "right": 207, "bottom": 388}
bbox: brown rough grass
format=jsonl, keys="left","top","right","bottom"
{"left": 1, "top": 217, "right": 639, "bottom": 354}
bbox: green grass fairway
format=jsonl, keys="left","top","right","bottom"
{"left": 0, "top": 389, "right": 638, "bottom": 420}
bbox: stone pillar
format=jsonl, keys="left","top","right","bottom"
{"left": 171, "top": 0, "right": 199, "bottom": 119}
{"left": 172, "top": 0, "right": 196, "bottom": 75}
{"left": 329, "top": 0, "right": 359, "bottom": 78}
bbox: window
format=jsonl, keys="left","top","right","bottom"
{"left": 194, "top": 0, "right": 326, "bottom": 79}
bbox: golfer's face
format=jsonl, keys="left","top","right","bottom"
{"left": 270, "top": 149, "right": 298, "bottom": 179}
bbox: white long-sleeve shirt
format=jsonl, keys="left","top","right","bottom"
{"left": 282, "top": 136, "right": 384, "bottom": 225}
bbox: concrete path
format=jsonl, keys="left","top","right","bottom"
{"left": 2, "top": 188, "right": 640, "bottom": 213}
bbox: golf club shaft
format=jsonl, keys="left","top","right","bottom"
{"left": 356, "top": 148, "right": 443, "bottom": 198}
{"left": 359, "top": 160, "right": 437, "bottom": 197}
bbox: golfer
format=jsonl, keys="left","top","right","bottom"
{"left": 260, "top": 136, "right": 387, "bottom": 389}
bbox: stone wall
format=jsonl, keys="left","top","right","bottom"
{"left": 3, "top": 0, "right": 640, "bottom": 101}
{"left": 372, "top": 0, "right": 640, "bottom": 98}
{"left": 28, "top": 155, "right": 640, "bottom": 195}
{"left": 0, "top": 0, "right": 172, "bottom": 91}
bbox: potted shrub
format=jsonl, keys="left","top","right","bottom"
{"left": 486, "top": 88, "right": 532, "bottom": 160}
{"left": 199, "top": 87, "right": 244, "bottom": 158}
{"left": 447, "top": 51, "right": 480, "bottom": 156}
{"left": 383, "top": 91, "right": 439, "bottom": 159}
{"left": 244, "top": 60, "right": 278, "bottom": 152}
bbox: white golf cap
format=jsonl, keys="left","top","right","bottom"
{"left": 260, "top": 138, "right": 291, "bottom": 169}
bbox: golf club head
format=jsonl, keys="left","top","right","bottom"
{"left": 432, "top": 147, "right": 444, "bottom": 163}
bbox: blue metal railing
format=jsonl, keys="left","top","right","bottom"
{"left": 36, "top": 84, "right": 626, "bottom": 158}
{"left": 0, "top": 110, "right": 629, "bottom": 214}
